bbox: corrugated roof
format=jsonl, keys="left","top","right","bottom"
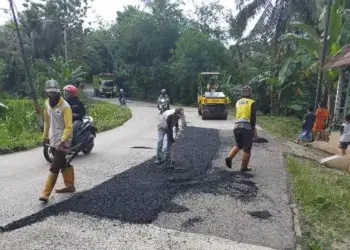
{"left": 324, "top": 45, "right": 350, "bottom": 69}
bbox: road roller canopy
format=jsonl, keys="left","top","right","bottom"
{"left": 200, "top": 72, "right": 220, "bottom": 75}
{"left": 204, "top": 92, "right": 226, "bottom": 98}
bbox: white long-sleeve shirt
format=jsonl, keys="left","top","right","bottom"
{"left": 340, "top": 122, "right": 350, "bottom": 142}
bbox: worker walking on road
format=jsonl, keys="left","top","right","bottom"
{"left": 225, "top": 85, "right": 257, "bottom": 172}
{"left": 39, "top": 80, "right": 75, "bottom": 202}
{"left": 155, "top": 107, "right": 186, "bottom": 164}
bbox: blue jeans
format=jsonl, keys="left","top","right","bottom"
{"left": 156, "top": 128, "right": 172, "bottom": 160}
{"left": 299, "top": 129, "right": 312, "bottom": 142}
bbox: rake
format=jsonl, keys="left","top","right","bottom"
{"left": 169, "top": 130, "right": 184, "bottom": 168}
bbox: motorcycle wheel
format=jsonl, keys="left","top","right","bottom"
{"left": 43, "top": 146, "right": 54, "bottom": 163}
{"left": 82, "top": 138, "right": 94, "bottom": 154}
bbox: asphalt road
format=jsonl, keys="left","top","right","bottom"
{"left": 0, "top": 96, "right": 295, "bottom": 250}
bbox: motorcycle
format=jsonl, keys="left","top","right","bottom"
{"left": 159, "top": 98, "right": 169, "bottom": 114}
{"left": 43, "top": 116, "right": 97, "bottom": 163}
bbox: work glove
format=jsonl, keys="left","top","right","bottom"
{"left": 175, "top": 127, "right": 180, "bottom": 133}
{"left": 42, "top": 138, "right": 49, "bottom": 147}
{"left": 252, "top": 128, "right": 257, "bottom": 139}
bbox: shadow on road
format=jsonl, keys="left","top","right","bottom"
{"left": 1, "top": 127, "right": 258, "bottom": 232}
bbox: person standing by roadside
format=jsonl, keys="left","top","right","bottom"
{"left": 339, "top": 114, "right": 350, "bottom": 155}
{"left": 297, "top": 106, "right": 315, "bottom": 145}
{"left": 39, "top": 80, "right": 75, "bottom": 202}
{"left": 313, "top": 102, "right": 329, "bottom": 141}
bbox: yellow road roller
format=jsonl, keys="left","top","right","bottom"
{"left": 197, "top": 72, "right": 230, "bottom": 120}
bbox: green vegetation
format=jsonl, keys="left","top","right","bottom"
{"left": 260, "top": 114, "right": 350, "bottom": 250}
{"left": 288, "top": 156, "right": 350, "bottom": 250}
{"left": 0, "top": 1, "right": 349, "bottom": 248}
{"left": 257, "top": 115, "right": 301, "bottom": 141}
{"left": 0, "top": 98, "right": 131, "bottom": 154}
{"left": 1, "top": 0, "right": 350, "bottom": 111}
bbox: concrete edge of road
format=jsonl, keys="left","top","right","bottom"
{"left": 291, "top": 203, "right": 302, "bottom": 250}
{"left": 283, "top": 154, "right": 302, "bottom": 250}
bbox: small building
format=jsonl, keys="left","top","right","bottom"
{"left": 312, "top": 45, "right": 350, "bottom": 171}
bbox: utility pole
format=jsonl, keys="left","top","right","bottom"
{"left": 314, "top": 0, "right": 332, "bottom": 111}
{"left": 63, "top": 25, "right": 67, "bottom": 61}
{"left": 30, "top": 30, "right": 35, "bottom": 62}
{"left": 8, "top": 0, "right": 43, "bottom": 129}
{"left": 63, "top": 0, "right": 67, "bottom": 61}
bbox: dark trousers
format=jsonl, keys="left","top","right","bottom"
{"left": 234, "top": 127, "right": 253, "bottom": 153}
{"left": 49, "top": 148, "right": 69, "bottom": 174}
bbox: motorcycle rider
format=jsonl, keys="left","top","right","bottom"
{"left": 157, "top": 89, "right": 170, "bottom": 111}
{"left": 155, "top": 107, "right": 186, "bottom": 164}
{"left": 119, "top": 88, "right": 126, "bottom": 105}
{"left": 63, "top": 84, "right": 86, "bottom": 147}
{"left": 40, "top": 80, "right": 75, "bottom": 202}
{"left": 225, "top": 85, "right": 256, "bottom": 172}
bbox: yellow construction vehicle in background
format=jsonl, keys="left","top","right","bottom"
{"left": 197, "top": 72, "right": 230, "bottom": 120}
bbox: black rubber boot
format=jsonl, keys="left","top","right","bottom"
{"left": 225, "top": 157, "right": 232, "bottom": 169}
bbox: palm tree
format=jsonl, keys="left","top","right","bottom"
{"left": 283, "top": 0, "right": 348, "bottom": 107}
{"left": 229, "top": 0, "right": 325, "bottom": 42}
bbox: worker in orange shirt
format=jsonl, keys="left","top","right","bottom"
{"left": 313, "top": 102, "right": 328, "bottom": 141}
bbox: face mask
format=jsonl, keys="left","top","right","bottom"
{"left": 63, "top": 90, "right": 72, "bottom": 100}
{"left": 48, "top": 92, "right": 60, "bottom": 107}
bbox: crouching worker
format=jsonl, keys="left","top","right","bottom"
{"left": 155, "top": 108, "right": 186, "bottom": 164}
{"left": 225, "top": 85, "right": 256, "bottom": 172}
{"left": 40, "top": 80, "right": 75, "bottom": 202}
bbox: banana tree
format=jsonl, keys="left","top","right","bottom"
{"left": 283, "top": 0, "right": 347, "bottom": 108}
{"left": 247, "top": 47, "right": 302, "bottom": 114}
{"left": 32, "top": 56, "right": 87, "bottom": 96}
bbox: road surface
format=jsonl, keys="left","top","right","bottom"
{"left": 0, "top": 98, "right": 295, "bottom": 250}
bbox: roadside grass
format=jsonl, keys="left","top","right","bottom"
{"left": 0, "top": 97, "right": 131, "bottom": 154}
{"left": 257, "top": 115, "right": 301, "bottom": 141}
{"left": 258, "top": 115, "right": 350, "bottom": 249}
{"left": 288, "top": 156, "right": 350, "bottom": 250}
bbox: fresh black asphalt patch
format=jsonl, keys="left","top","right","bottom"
{"left": 0, "top": 126, "right": 295, "bottom": 250}
{"left": 2, "top": 126, "right": 257, "bottom": 232}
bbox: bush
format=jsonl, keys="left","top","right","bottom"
{"left": 258, "top": 115, "right": 301, "bottom": 141}
{"left": 88, "top": 100, "right": 132, "bottom": 132}
{"left": 0, "top": 98, "right": 131, "bottom": 154}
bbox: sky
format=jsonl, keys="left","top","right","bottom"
{"left": 0, "top": 0, "right": 265, "bottom": 43}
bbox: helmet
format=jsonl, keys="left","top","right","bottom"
{"left": 161, "top": 89, "right": 166, "bottom": 94}
{"left": 120, "top": 88, "right": 124, "bottom": 92}
{"left": 242, "top": 85, "right": 252, "bottom": 97}
{"left": 45, "top": 79, "right": 60, "bottom": 93}
{"left": 63, "top": 85, "right": 78, "bottom": 97}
